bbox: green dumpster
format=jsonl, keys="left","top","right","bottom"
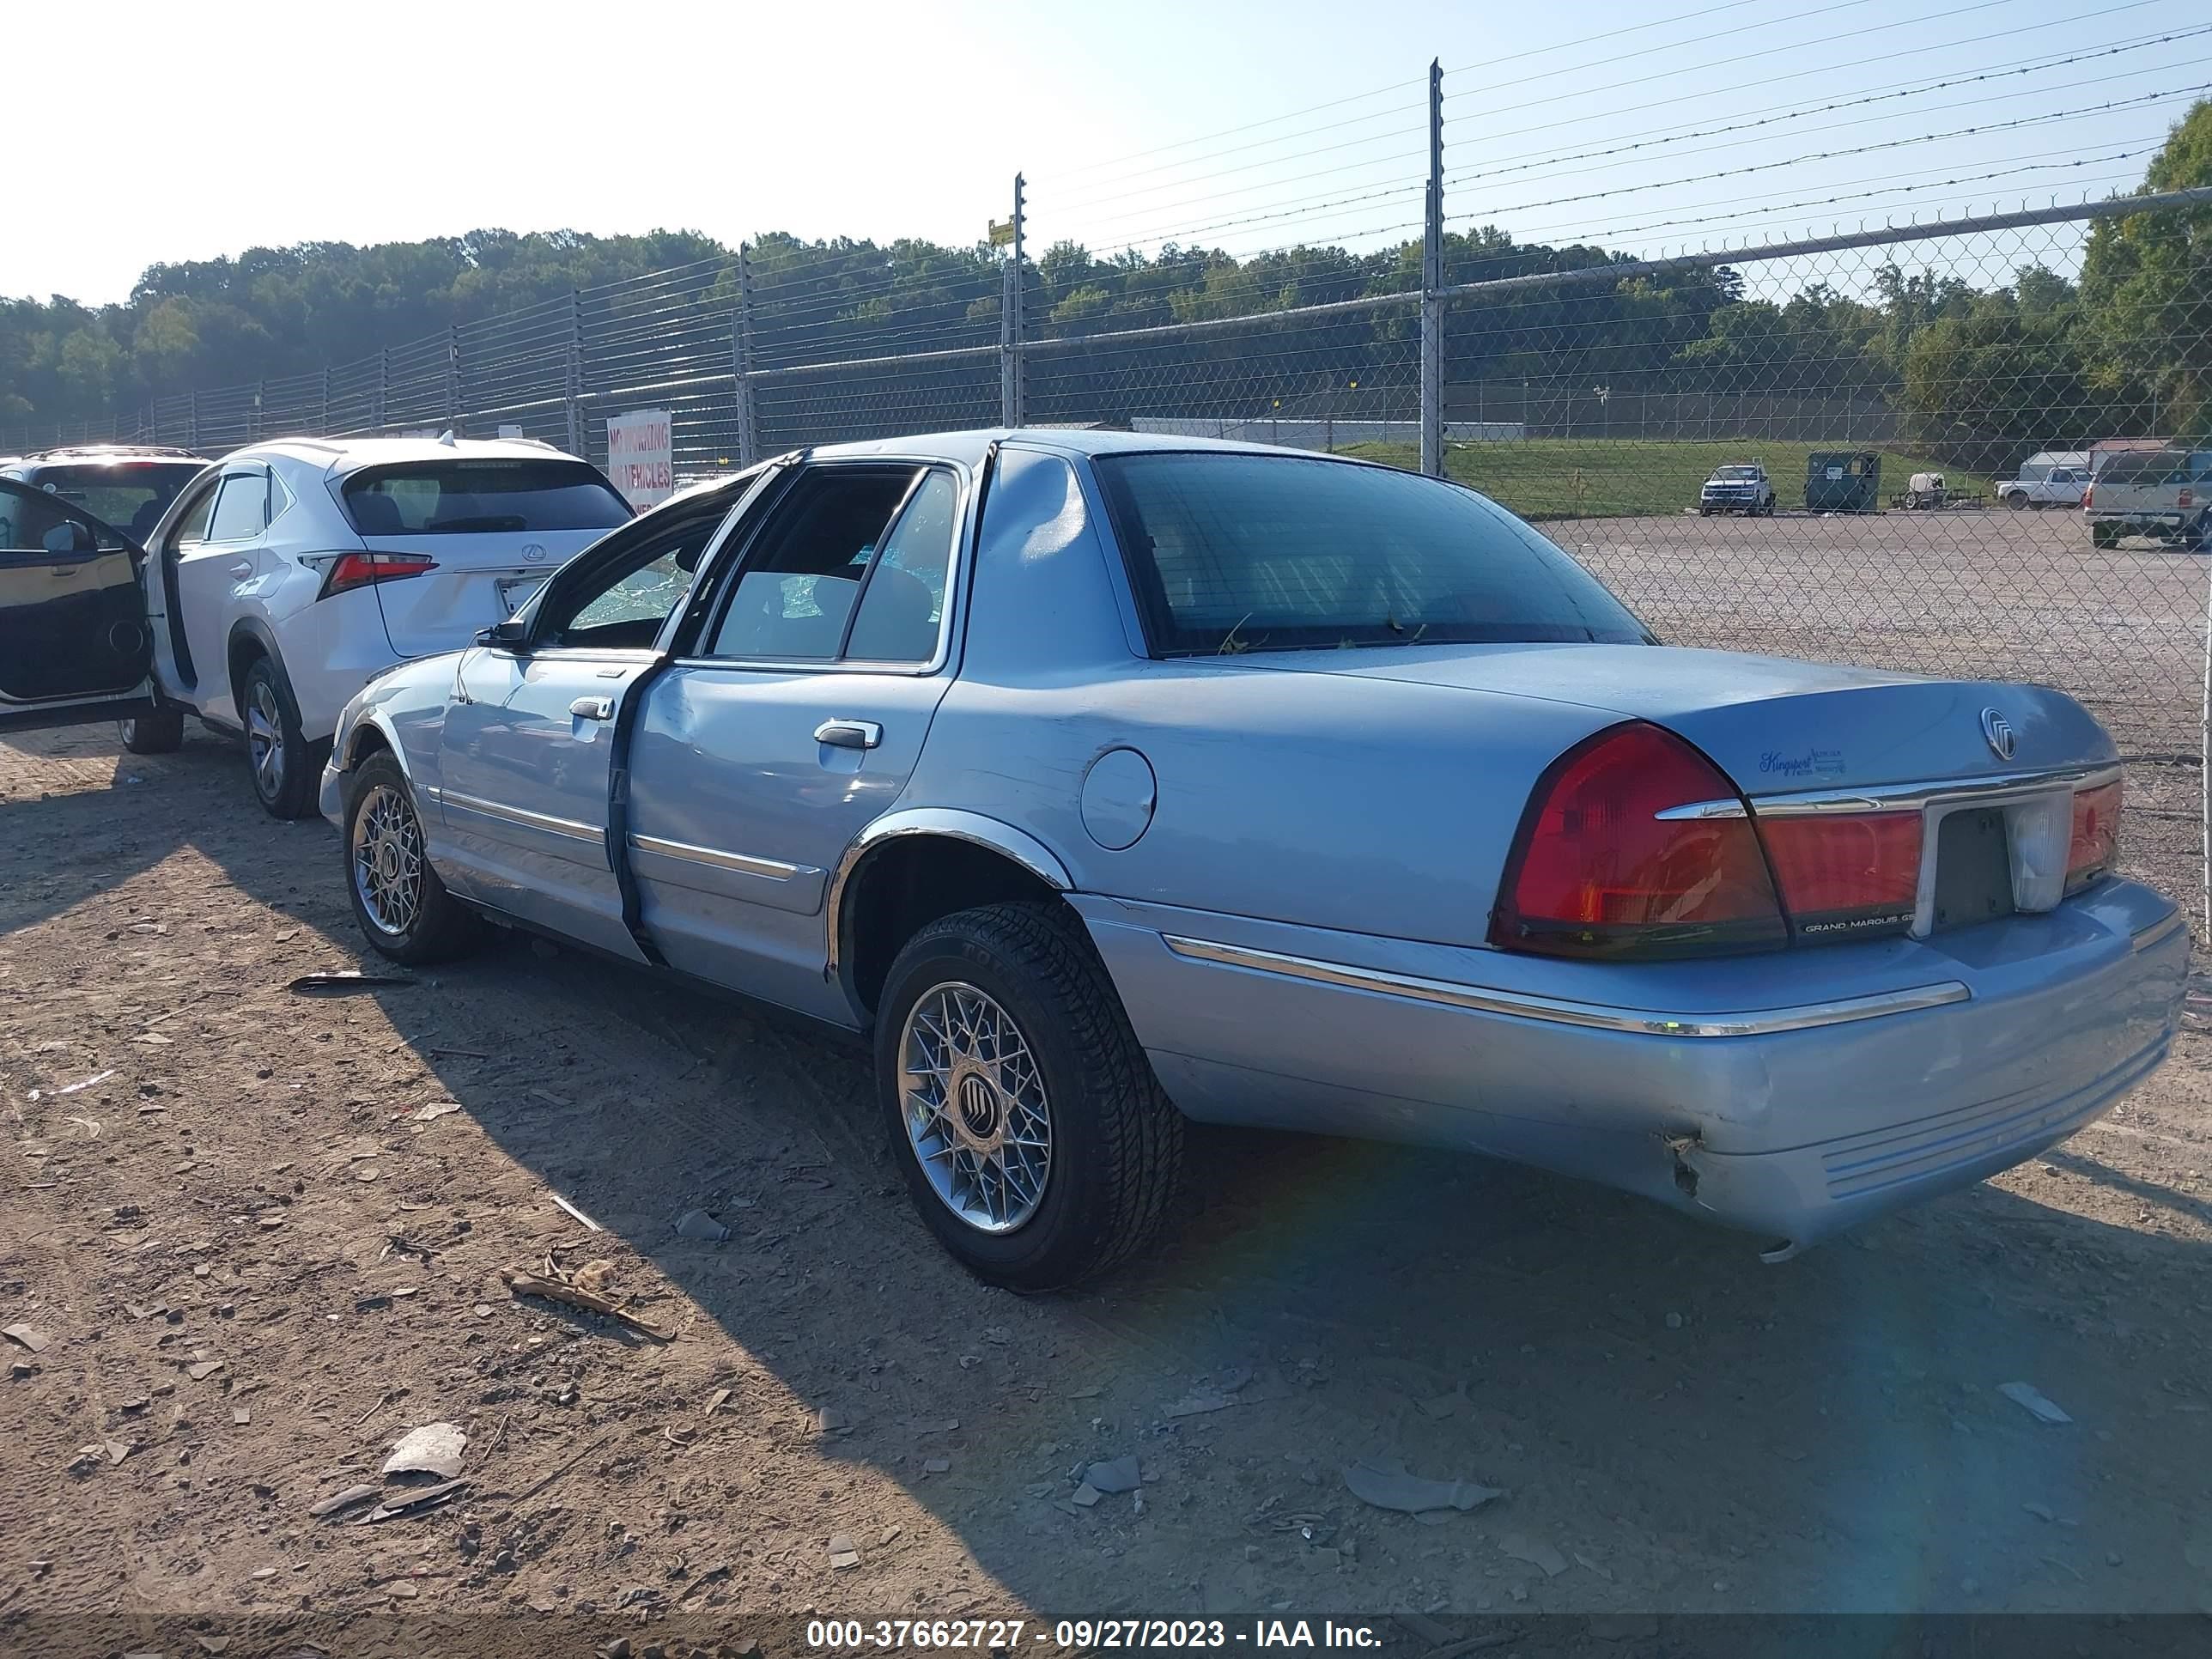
{"left": 1805, "top": 451, "right": 1880, "bottom": 513}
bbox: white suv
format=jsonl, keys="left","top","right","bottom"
{"left": 0, "top": 435, "right": 630, "bottom": 817}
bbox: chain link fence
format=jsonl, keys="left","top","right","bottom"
{"left": 6, "top": 172, "right": 2208, "bottom": 933}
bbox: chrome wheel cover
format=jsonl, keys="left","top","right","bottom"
{"left": 899, "top": 981, "right": 1052, "bottom": 1234}
{"left": 246, "top": 678, "right": 285, "bottom": 798}
{"left": 352, "top": 783, "right": 425, "bottom": 937}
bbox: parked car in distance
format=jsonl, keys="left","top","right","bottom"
{"left": 1699, "top": 463, "right": 1775, "bottom": 516}
{"left": 2085, "top": 447, "right": 2212, "bottom": 551}
{"left": 2, "top": 443, "right": 209, "bottom": 544}
{"left": 0, "top": 434, "right": 630, "bottom": 817}
{"left": 1996, "top": 451, "right": 2092, "bottom": 510}
{"left": 298, "top": 430, "right": 2187, "bottom": 1289}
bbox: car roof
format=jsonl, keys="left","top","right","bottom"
{"left": 9, "top": 444, "right": 206, "bottom": 466}
{"left": 228, "top": 434, "right": 588, "bottom": 478}
{"left": 810, "top": 427, "right": 1399, "bottom": 467}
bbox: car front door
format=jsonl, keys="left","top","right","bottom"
{"left": 625, "top": 460, "right": 969, "bottom": 1020}
{"left": 432, "top": 480, "right": 762, "bottom": 960}
{"left": 0, "top": 480, "right": 158, "bottom": 733}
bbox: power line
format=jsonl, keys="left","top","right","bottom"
{"left": 1447, "top": 53, "right": 2212, "bottom": 193}
{"left": 1448, "top": 82, "right": 2210, "bottom": 222}
{"left": 1451, "top": 24, "right": 2209, "bottom": 185}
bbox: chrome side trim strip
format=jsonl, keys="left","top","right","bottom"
{"left": 1751, "top": 763, "right": 2122, "bottom": 818}
{"left": 1653, "top": 797, "right": 1748, "bottom": 821}
{"left": 627, "top": 832, "right": 815, "bottom": 882}
{"left": 1158, "top": 934, "right": 1972, "bottom": 1039}
{"left": 441, "top": 790, "right": 602, "bottom": 842}
{"left": 2130, "top": 909, "right": 2188, "bottom": 954}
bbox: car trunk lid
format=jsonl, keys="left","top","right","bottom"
{"left": 1232, "top": 641, "right": 2117, "bottom": 793}
{"left": 362, "top": 529, "right": 603, "bottom": 658}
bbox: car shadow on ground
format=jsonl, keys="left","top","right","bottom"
{"left": 5, "top": 730, "right": 2211, "bottom": 1618}
{"left": 391, "top": 919, "right": 2212, "bottom": 1618}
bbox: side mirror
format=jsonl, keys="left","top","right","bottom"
{"left": 43, "top": 520, "right": 96, "bottom": 556}
{"left": 477, "top": 617, "right": 532, "bottom": 651}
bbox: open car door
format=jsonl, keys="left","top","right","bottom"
{"left": 0, "top": 477, "right": 158, "bottom": 733}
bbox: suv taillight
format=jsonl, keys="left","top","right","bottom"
{"left": 2066, "top": 779, "right": 2123, "bottom": 895}
{"left": 1491, "top": 723, "right": 1788, "bottom": 959}
{"left": 321, "top": 550, "right": 437, "bottom": 599}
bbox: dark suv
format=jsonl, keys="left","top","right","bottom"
{"left": 0, "top": 444, "right": 210, "bottom": 545}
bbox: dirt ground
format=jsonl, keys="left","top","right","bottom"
{"left": 6, "top": 718, "right": 2212, "bottom": 1640}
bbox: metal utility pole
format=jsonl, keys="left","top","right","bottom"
{"left": 1000, "top": 173, "right": 1025, "bottom": 428}
{"left": 566, "top": 289, "right": 586, "bottom": 458}
{"left": 1419, "top": 58, "right": 1444, "bottom": 477}
{"left": 733, "top": 246, "right": 759, "bottom": 466}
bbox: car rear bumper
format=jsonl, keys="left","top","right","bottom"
{"left": 1074, "top": 881, "right": 2186, "bottom": 1252}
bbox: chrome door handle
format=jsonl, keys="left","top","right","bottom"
{"left": 228, "top": 561, "right": 255, "bottom": 579}
{"left": 569, "top": 696, "right": 615, "bottom": 721}
{"left": 814, "top": 719, "right": 883, "bottom": 750}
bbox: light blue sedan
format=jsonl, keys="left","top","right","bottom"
{"left": 319, "top": 430, "right": 2186, "bottom": 1288}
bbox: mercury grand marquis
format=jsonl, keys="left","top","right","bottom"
{"left": 311, "top": 429, "right": 2186, "bottom": 1288}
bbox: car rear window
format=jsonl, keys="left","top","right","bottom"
{"left": 1091, "top": 452, "right": 1650, "bottom": 655}
{"left": 341, "top": 460, "right": 629, "bottom": 536}
{"left": 21, "top": 463, "right": 204, "bottom": 539}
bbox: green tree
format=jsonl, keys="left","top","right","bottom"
{"left": 2079, "top": 99, "right": 2212, "bottom": 439}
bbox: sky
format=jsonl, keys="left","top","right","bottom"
{"left": 6, "top": 0, "right": 2205, "bottom": 306}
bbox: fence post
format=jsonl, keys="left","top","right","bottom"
{"left": 1000, "top": 173, "right": 1025, "bottom": 428}
{"left": 253, "top": 381, "right": 265, "bottom": 443}
{"left": 732, "top": 246, "right": 758, "bottom": 466}
{"left": 319, "top": 367, "right": 331, "bottom": 435}
{"left": 375, "top": 348, "right": 389, "bottom": 434}
{"left": 1420, "top": 58, "right": 1443, "bottom": 477}
{"left": 187, "top": 391, "right": 198, "bottom": 450}
{"left": 567, "top": 289, "right": 586, "bottom": 459}
{"left": 444, "top": 325, "right": 460, "bottom": 427}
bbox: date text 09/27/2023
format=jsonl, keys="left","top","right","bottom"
{"left": 805, "top": 1620, "right": 1385, "bottom": 1650}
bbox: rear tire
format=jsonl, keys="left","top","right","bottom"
{"left": 118, "top": 707, "right": 185, "bottom": 754}
{"left": 343, "top": 751, "right": 481, "bottom": 965}
{"left": 2005, "top": 491, "right": 2027, "bottom": 510}
{"left": 240, "top": 653, "right": 325, "bottom": 820}
{"left": 874, "top": 901, "right": 1183, "bottom": 1291}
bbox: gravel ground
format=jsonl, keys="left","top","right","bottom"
{"left": 4, "top": 709, "right": 2212, "bottom": 1641}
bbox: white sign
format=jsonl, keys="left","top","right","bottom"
{"left": 605, "top": 409, "right": 675, "bottom": 507}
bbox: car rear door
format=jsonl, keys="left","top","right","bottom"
{"left": 431, "top": 473, "right": 769, "bottom": 959}
{"left": 0, "top": 479, "right": 158, "bottom": 732}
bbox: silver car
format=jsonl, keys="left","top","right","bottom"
{"left": 318, "top": 430, "right": 2185, "bottom": 1289}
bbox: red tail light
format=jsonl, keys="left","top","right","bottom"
{"left": 2066, "top": 779, "right": 2122, "bottom": 894}
{"left": 321, "top": 550, "right": 437, "bottom": 599}
{"left": 1759, "top": 812, "right": 1921, "bottom": 940}
{"left": 1492, "top": 722, "right": 1787, "bottom": 959}
{"left": 2082, "top": 483, "right": 2094, "bottom": 510}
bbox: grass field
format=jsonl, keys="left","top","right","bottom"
{"left": 1342, "top": 438, "right": 1991, "bottom": 520}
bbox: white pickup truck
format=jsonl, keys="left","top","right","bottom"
{"left": 1996, "top": 453, "right": 2092, "bottom": 510}
{"left": 2085, "top": 448, "right": 2212, "bottom": 550}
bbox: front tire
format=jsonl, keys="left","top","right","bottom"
{"left": 343, "top": 752, "right": 481, "bottom": 965}
{"left": 874, "top": 902, "right": 1183, "bottom": 1291}
{"left": 241, "top": 654, "right": 325, "bottom": 819}
{"left": 118, "top": 707, "right": 185, "bottom": 754}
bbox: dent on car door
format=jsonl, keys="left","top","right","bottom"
{"left": 0, "top": 479, "right": 157, "bottom": 731}
{"left": 624, "top": 462, "right": 968, "bottom": 1022}
{"left": 432, "top": 492, "right": 741, "bottom": 961}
